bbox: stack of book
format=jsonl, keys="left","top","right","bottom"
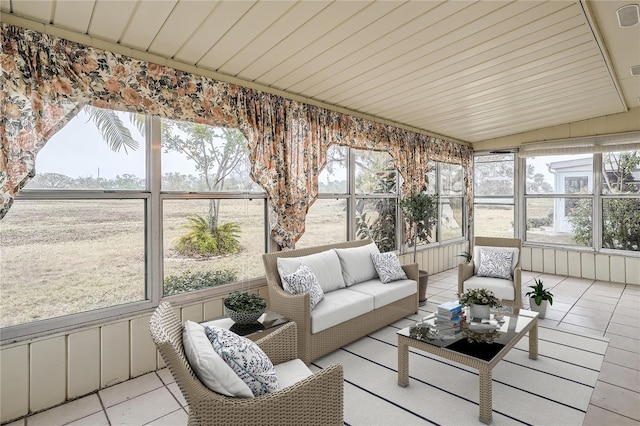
{"left": 435, "top": 301, "right": 465, "bottom": 334}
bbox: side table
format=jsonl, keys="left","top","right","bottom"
{"left": 201, "top": 310, "right": 289, "bottom": 341}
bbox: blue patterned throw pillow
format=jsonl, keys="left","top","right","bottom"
{"left": 371, "top": 252, "right": 407, "bottom": 284}
{"left": 204, "top": 326, "right": 279, "bottom": 397}
{"left": 282, "top": 263, "right": 325, "bottom": 309}
{"left": 477, "top": 248, "right": 513, "bottom": 280}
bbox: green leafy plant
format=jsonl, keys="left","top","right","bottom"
{"left": 163, "top": 269, "right": 238, "bottom": 295}
{"left": 456, "top": 251, "right": 472, "bottom": 263}
{"left": 175, "top": 215, "right": 241, "bottom": 257}
{"left": 223, "top": 292, "right": 267, "bottom": 313}
{"left": 399, "top": 192, "right": 439, "bottom": 262}
{"left": 457, "top": 288, "right": 501, "bottom": 308}
{"left": 525, "top": 278, "right": 554, "bottom": 306}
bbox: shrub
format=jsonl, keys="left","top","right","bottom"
{"left": 163, "top": 269, "right": 238, "bottom": 295}
{"left": 174, "top": 215, "right": 241, "bottom": 257}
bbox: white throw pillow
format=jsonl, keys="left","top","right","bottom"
{"left": 477, "top": 248, "right": 513, "bottom": 280}
{"left": 276, "top": 249, "right": 346, "bottom": 293}
{"left": 281, "top": 263, "right": 325, "bottom": 309}
{"left": 370, "top": 252, "right": 407, "bottom": 284}
{"left": 182, "top": 321, "right": 253, "bottom": 398}
{"left": 334, "top": 242, "right": 380, "bottom": 286}
{"left": 473, "top": 246, "right": 519, "bottom": 274}
{"left": 205, "top": 325, "right": 279, "bottom": 397}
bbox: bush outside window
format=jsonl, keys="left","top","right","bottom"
{"left": 473, "top": 154, "right": 515, "bottom": 238}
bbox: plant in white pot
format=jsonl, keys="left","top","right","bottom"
{"left": 223, "top": 292, "right": 267, "bottom": 324}
{"left": 399, "top": 192, "right": 439, "bottom": 306}
{"left": 525, "top": 278, "right": 553, "bottom": 319}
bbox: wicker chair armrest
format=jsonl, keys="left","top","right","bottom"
{"left": 513, "top": 266, "right": 522, "bottom": 312}
{"left": 458, "top": 261, "right": 474, "bottom": 294}
{"left": 267, "top": 282, "right": 310, "bottom": 330}
{"left": 189, "top": 363, "right": 344, "bottom": 425}
{"left": 255, "top": 321, "right": 298, "bottom": 365}
{"left": 401, "top": 262, "right": 419, "bottom": 282}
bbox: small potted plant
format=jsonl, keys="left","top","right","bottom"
{"left": 456, "top": 251, "right": 472, "bottom": 264}
{"left": 525, "top": 278, "right": 553, "bottom": 319}
{"left": 223, "top": 292, "right": 267, "bottom": 324}
{"left": 399, "top": 192, "right": 439, "bottom": 306}
{"left": 457, "top": 288, "right": 501, "bottom": 320}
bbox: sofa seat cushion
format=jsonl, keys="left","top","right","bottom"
{"left": 277, "top": 249, "right": 346, "bottom": 293}
{"left": 310, "top": 289, "right": 374, "bottom": 334}
{"left": 348, "top": 279, "right": 417, "bottom": 309}
{"left": 462, "top": 275, "right": 515, "bottom": 301}
{"left": 334, "top": 242, "right": 380, "bottom": 286}
{"left": 274, "top": 359, "right": 313, "bottom": 389}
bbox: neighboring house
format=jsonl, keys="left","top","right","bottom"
{"left": 548, "top": 157, "right": 593, "bottom": 233}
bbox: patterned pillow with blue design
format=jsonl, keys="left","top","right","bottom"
{"left": 204, "top": 325, "right": 279, "bottom": 397}
{"left": 281, "top": 263, "right": 325, "bottom": 309}
{"left": 371, "top": 252, "right": 407, "bottom": 283}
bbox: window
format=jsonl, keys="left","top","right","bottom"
{"left": 0, "top": 107, "right": 147, "bottom": 329}
{"left": 298, "top": 145, "right": 349, "bottom": 248}
{"left": 354, "top": 150, "right": 398, "bottom": 252}
{"left": 160, "top": 118, "right": 266, "bottom": 296}
{"left": 440, "top": 163, "right": 464, "bottom": 241}
{"left": 524, "top": 155, "right": 593, "bottom": 246}
{"left": 1, "top": 108, "right": 467, "bottom": 339}
{"left": 473, "top": 154, "right": 515, "bottom": 238}
{"left": 600, "top": 150, "right": 639, "bottom": 251}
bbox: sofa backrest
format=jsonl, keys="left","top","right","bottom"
{"left": 262, "top": 239, "right": 374, "bottom": 289}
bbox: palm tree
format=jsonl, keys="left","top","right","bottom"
{"left": 85, "top": 105, "right": 143, "bottom": 153}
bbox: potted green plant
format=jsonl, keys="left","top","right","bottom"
{"left": 223, "top": 292, "right": 267, "bottom": 324}
{"left": 525, "top": 278, "right": 553, "bottom": 319}
{"left": 399, "top": 192, "right": 439, "bottom": 306}
{"left": 456, "top": 251, "right": 472, "bottom": 264}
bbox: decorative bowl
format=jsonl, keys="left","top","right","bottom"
{"left": 225, "top": 307, "right": 264, "bottom": 324}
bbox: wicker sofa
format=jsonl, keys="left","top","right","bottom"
{"left": 262, "top": 239, "right": 419, "bottom": 364}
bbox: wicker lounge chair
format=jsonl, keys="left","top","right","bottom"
{"left": 149, "top": 301, "right": 344, "bottom": 426}
{"left": 458, "top": 237, "right": 523, "bottom": 313}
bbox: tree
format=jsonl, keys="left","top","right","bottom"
{"left": 85, "top": 105, "right": 142, "bottom": 153}
{"left": 161, "top": 123, "right": 247, "bottom": 232}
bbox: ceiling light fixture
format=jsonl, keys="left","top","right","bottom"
{"left": 632, "top": 65, "right": 640, "bottom": 76}
{"left": 616, "top": 4, "right": 640, "bottom": 27}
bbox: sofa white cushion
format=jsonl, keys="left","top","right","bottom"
{"left": 277, "top": 249, "right": 346, "bottom": 293}
{"left": 462, "top": 275, "right": 515, "bottom": 301}
{"left": 205, "top": 325, "right": 279, "bottom": 397}
{"left": 473, "top": 246, "right": 519, "bottom": 275}
{"left": 348, "top": 278, "right": 417, "bottom": 309}
{"left": 310, "top": 289, "right": 374, "bottom": 333}
{"left": 334, "top": 242, "right": 380, "bottom": 286}
{"left": 281, "top": 263, "right": 325, "bottom": 310}
{"left": 182, "top": 321, "right": 253, "bottom": 398}
{"left": 371, "top": 252, "right": 407, "bottom": 283}
{"left": 477, "top": 248, "right": 513, "bottom": 280}
{"left": 274, "top": 359, "right": 313, "bottom": 389}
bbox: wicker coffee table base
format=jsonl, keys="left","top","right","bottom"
{"left": 398, "top": 319, "right": 538, "bottom": 424}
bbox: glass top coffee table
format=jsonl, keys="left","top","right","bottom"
{"left": 202, "top": 311, "right": 288, "bottom": 341}
{"left": 397, "top": 309, "right": 539, "bottom": 424}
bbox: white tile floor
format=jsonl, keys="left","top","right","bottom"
{"left": 5, "top": 269, "right": 640, "bottom": 425}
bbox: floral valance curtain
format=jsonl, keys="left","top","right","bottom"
{"left": 1, "top": 23, "right": 472, "bottom": 248}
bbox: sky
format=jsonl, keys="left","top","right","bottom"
{"left": 36, "top": 109, "right": 196, "bottom": 179}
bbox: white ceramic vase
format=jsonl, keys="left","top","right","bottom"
{"left": 470, "top": 303, "right": 491, "bottom": 320}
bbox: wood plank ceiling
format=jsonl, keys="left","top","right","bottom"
{"left": 2, "top": 0, "right": 639, "bottom": 144}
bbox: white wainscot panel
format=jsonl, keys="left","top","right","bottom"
{"left": 567, "top": 251, "right": 582, "bottom": 277}
{"left": 130, "top": 315, "right": 157, "bottom": 377}
{"left": 68, "top": 328, "right": 100, "bottom": 399}
{"left": 581, "top": 252, "right": 596, "bottom": 279}
{"left": 0, "top": 345, "right": 29, "bottom": 423}
{"left": 595, "top": 254, "right": 610, "bottom": 282}
{"left": 30, "top": 336, "right": 66, "bottom": 412}
{"left": 555, "top": 250, "right": 568, "bottom": 276}
{"left": 610, "top": 256, "right": 626, "bottom": 284}
{"left": 543, "top": 249, "right": 555, "bottom": 274}
{"left": 101, "top": 321, "right": 130, "bottom": 388}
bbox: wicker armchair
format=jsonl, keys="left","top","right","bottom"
{"left": 149, "top": 302, "right": 344, "bottom": 426}
{"left": 458, "top": 237, "right": 523, "bottom": 313}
